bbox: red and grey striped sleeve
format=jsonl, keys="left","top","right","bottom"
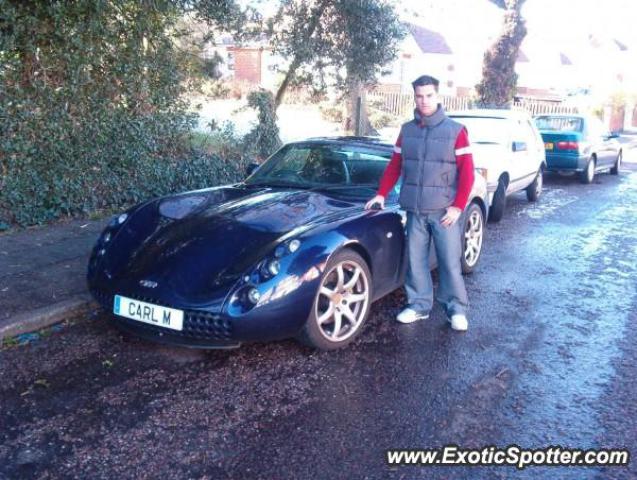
{"left": 377, "top": 134, "right": 403, "bottom": 198}
{"left": 452, "top": 127, "right": 475, "bottom": 210}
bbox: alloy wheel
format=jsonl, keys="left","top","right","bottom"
{"left": 464, "top": 208, "right": 483, "bottom": 268}
{"left": 315, "top": 260, "right": 370, "bottom": 342}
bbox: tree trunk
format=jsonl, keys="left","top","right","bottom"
{"left": 274, "top": 59, "right": 300, "bottom": 109}
{"left": 273, "top": 0, "right": 330, "bottom": 111}
{"left": 343, "top": 77, "right": 376, "bottom": 136}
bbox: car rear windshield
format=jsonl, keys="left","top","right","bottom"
{"left": 534, "top": 116, "right": 583, "bottom": 132}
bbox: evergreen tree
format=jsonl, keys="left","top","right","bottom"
{"left": 476, "top": 0, "right": 527, "bottom": 107}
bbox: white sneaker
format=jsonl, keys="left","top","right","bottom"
{"left": 449, "top": 314, "right": 468, "bottom": 331}
{"left": 396, "top": 308, "right": 429, "bottom": 324}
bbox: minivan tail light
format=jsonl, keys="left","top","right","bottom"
{"left": 557, "top": 141, "right": 579, "bottom": 150}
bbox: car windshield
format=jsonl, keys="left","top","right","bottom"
{"left": 449, "top": 116, "right": 509, "bottom": 145}
{"left": 534, "top": 116, "right": 583, "bottom": 132}
{"left": 244, "top": 142, "right": 393, "bottom": 198}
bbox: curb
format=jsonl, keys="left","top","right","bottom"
{"left": 0, "top": 294, "right": 96, "bottom": 341}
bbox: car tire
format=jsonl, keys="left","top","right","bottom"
{"left": 488, "top": 178, "right": 506, "bottom": 223}
{"left": 461, "top": 203, "right": 484, "bottom": 274}
{"left": 610, "top": 151, "right": 622, "bottom": 175}
{"left": 580, "top": 157, "right": 595, "bottom": 184}
{"left": 525, "top": 167, "right": 543, "bottom": 202}
{"left": 298, "top": 249, "right": 372, "bottom": 350}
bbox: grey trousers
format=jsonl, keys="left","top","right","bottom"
{"left": 405, "top": 210, "right": 469, "bottom": 316}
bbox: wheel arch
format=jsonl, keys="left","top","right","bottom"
{"left": 337, "top": 241, "right": 373, "bottom": 276}
{"left": 469, "top": 197, "right": 488, "bottom": 220}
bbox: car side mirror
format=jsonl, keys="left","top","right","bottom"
{"left": 512, "top": 141, "right": 527, "bottom": 152}
{"left": 246, "top": 162, "right": 260, "bottom": 176}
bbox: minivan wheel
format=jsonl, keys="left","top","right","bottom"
{"left": 526, "top": 168, "right": 543, "bottom": 202}
{"left": 488, "top": 179, "right": 506, "bottom": 223}
{"left": 610, "top": 151, "right": 622, "bottom": 175}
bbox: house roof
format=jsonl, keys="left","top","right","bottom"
{"left": 613, "top": 39, "right": 628, "bottom": 51}
{"left": 407, "top": 23, "right": 453, "bottom": 54}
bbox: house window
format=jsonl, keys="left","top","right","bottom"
{"left": 448, "top": 64, "right": 455, "bottom": 71}
{"left": 447, "top": 80, "right": 454, "bottom": 88}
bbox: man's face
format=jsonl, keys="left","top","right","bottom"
{"left": 414, "top": 84, "right": 439, "bottom": 116}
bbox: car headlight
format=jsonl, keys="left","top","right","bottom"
{"left": 247, "top": 288, "right": 261, "bottom": 304}
{"left": 267, "top": 259, "right": 280, "bottom": 276}
{"left": 275, "top": 239, "right": 302, "bottom": 258}
{"left": 255, "top": 239, "right": 302, "bottom": 282}
{"left": 108, "top": 212, "right": 128, "bottom": 228}
{"left": 288, "top": 239, "right": 301, "bottom": 253}
{"left": 260, "top": 258, "right": 281, "bottom": 278}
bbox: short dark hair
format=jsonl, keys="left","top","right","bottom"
{"left": 412, "top": 75, "right": 440, "bottom": 92}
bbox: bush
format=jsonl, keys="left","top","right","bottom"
{"left": 367, "top": 105, "right": 399, "bottom": 129}
{"left": 319, "top": 103, "right": 344, "bottom": 123}
{"left": 243, "top": 90, "right": 282, "bottom": 160}
{"left": 0, "top": 0, "right": 251, "bottom": 226}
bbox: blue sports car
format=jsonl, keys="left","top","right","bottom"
{"left": 88, "top": 138, "right": 488, "bottom": 350}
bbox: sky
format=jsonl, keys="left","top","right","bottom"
{"left": 238, "top": 0, "right": 637, "bottom": 96}
{"left": 399, "top": 0, "right": 637, "bottom": 55}
{"left": 396, "top": 0, "right": 637, "bottom": 96}
{"left": 244, "top": 0, "right": 637, "bottom": 52}
{"left": 522, "top": 0, "right": 637, "bottom": 45}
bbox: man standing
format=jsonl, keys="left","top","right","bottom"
{"left": 365, "top": 75, "right": 474, "bottom": 331}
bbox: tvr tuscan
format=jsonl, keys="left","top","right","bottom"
{"left": 88, "top": 137, "right": 488, "bottom": 350}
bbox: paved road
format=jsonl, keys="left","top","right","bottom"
{"left": 1, "top": 164, "right": 636, "bottom": 480}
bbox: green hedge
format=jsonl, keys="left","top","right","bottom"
{"left": 0, "top": 0, "right": 260, "bottom": 227}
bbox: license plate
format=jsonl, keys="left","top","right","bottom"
{"left": 545, "top": 142, "right": 554, "bottom": 150}
{"left": 113, "top": 295, "right": 184, "bottom": 331}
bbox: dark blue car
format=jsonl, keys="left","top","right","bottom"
{"left": 88, "top": 138, "right": 488, "bottom": 350}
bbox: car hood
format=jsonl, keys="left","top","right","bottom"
{"left": 103, "top": 185, "right": 363, "bottom": 300}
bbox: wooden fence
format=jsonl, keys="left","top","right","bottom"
{"left": 366, "top": 89, "right": 579, "bottom": 118}
{"left": 366, "top": 90, "right": 471, "bottom": 118}
{"left": 512, "top": 100, "right": 578, "bottom": 116}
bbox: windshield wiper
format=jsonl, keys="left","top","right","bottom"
{"left": 242, "top": 181, "right": 310, "bottom": 189}
{"left": 474, "top": 141, "right": 501, "bottom": 145}
{"left": 307, "top": 183, "right": 378, "bottom": 194}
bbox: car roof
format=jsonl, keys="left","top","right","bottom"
{"left": 295, "top": 136, "right": 394, "bottom": 150}
{"left": 533, "top": 113, "right": 585, "bottom": 119}
{"left": 448, "top": 108, "right": 532, "bottom": 120}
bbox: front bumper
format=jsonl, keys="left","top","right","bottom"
{"left": 91, "top": 289, "right": 241, "bottom": 348}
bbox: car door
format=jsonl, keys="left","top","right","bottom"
{"left": 524, "top": 118, "right": 544, "bottom": 176}
{"left": 601, "top": 130, "right": 620, "bottom": 167}
{"left": 509, "top": 118, "right": 534, "bottom": 192}
{"left": 587, "top": 117, "right": 614, "bottom": 167}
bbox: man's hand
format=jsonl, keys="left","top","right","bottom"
{"left": 440, "top": 206, "right": 462, "bottom": 227}
{"left": 364, "top": 195, "right": 385, "bottom": 210}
